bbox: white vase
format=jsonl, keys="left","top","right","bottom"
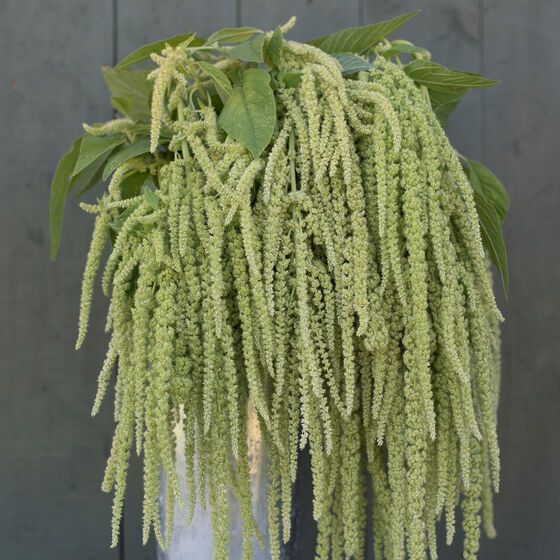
{"left": 158, "top": 403, "right": 271, "bottom": 559}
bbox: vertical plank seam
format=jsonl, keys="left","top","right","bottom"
{"left": 479, "top": 0, "right": 486, "bottom": 158}
{"left": 236, "top": 0, "right": 242, "bottom": 26}
{"left": 119, "top": 516, "right": 126, "bottom": 560}
{"left": 112, "top": 0, "right": 119, "bottom": 66}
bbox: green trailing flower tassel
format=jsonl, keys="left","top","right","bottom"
{"left": 51, "top": 14, "right": 508, "bottom": 560}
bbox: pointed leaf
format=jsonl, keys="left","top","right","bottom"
{"left": 72, "top": 134, "right": 125, "bottom": 177}
{"left": 111, "top": 96, "right": 132, "bottom": 117}
{"left": 110, "top": 200, "right": 142, "bottom": 233}
{"left": 114, "top": 32, "right": 204, "bottom": 70}
{"left": 207, "top": 27, "right": 261, "bottom": 45}
{"left": 103, "top": 138, "right": 151, "bottom": 180}
{"left": 473, "top": 190, "right": 509, "bottom": 296}
{"left": 70, "top": 149, "right": 111, "bottom": 195}
{"left": 228, "top": 34, "right": 266, "bottom": 63}
{"left": 463, "top": 158, "right": 509, "bottom": 296}
{"left": 50, "top": 137, "right": 83, "bottom": 259}
{"left": 102, "top": 66, "right": 152, "bottom": 121}
{"left": 198, "top": 61, "right": 233, "bottom": 101}
{"left": 264, "top": 27, "right": 284, "bottom": 68}
{"left": 405, "top": 61, "right": 499, "bottom": 126}
{"left": 120, "top": 172, "right": 149, "bottom": 200}
{"left": 404, "top": 60, "right": 499, "bottom": 92}
{"left": 428, "top": 88, "right": 464, "bottom": 127}
{"left": 218, "top": 68, "right": 276, "bottom": 159}
{"left": 143, "top": 177, "right": 160, "bottom": 210}
{"left": 466, "top": 158, "right": 509, "bottom": 223}
{"left": 308, "top": 11, "right": 419, "bottom": 54}
{"left": 331, "top": 52, "right": 373, "bottom": 75}
{"left": 383, "top": 42, "right": 430, "bottom": 57}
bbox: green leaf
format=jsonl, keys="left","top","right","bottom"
{"left": 102, "top": 138, "right": 151, "bottom": 180}
{"left": 70, "top": 149, "right": 110, "bottom": 195}
{"left": 404, "top": 61, "right": 499, "bottom": 127}
{"left": 114, "top": 32, "right": 204, "bottom": 70}
{"left": 308, "top": 11, "right": 419, "bottom": 54}
{"left": 218, "top": 68, "right": 276, "bottom": 159}
{"left": 72, "top": 134, "right": 125, "bottom": 177}
{"left": 404, "top": 60, "right": 499, "bottom": 92}
{"left": 331, "top": 52, "right": 373, "bottom": 75}
{"left": 264, "top": 27, "right": 283, "bottom": 68}
{"left": 111, "top": 97, "right": 135, "bottom": 120}
{"left": 198, "top": 61, "right": 233, "bottom": 101}
{"left": 118, "top": 121, "right": 174, "bottom": 141}
{"left": 120, "top": 172, "right": 149, "bottom": 200}
{"left": 383, "top": 42, "right": 430, "bottom": 57}
{"left": 473, "top": 190, "right": 509, "bottom": 296}
{"left": 110, "top": 200, "right": 142, "bottom": 233}
{"left": 50, "top": 137, "right": 83, "bottom": 259}
{"left": 465, "top": 159, "right": 509, "bottom": 223}
{"left": 102, "top": 66, "right": 152, "bottom": 121}
{"left": 227, "top": 67, "right": 243, "bottom": 86}
{"left": 463, "top": 158, "right": 509, "bottom": 295}
{"left": 228, "top": 33, "right": 266, "bottom": 63}
{"left": 111, "top": 96, "right": 132, "bottom": 116}
{"left": 207, "top": 26, "right": 261, "bottom": 45}
{"left": 427, "top": 88, "right": 464, "bottom": 127}
{"left": 143, "top": 177, "right": 160, "bottom": 209}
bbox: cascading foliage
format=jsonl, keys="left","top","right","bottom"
{"left": 50, "top": 12, "right": 510, "bottom": 560}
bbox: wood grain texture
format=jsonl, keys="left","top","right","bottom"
{"left": 482, "top": 1, "right": 560, "bottom": 558}
{"left": 240, "top": 0, "right": 361, "bottom": 41}
{"left": 0, "top": 0, "right": 118, "bottom": 558}
{"left": 118, "top": 0, "right": 237, "bottom": 55}
{"left": 1, "top": 1, "right": 558, "bottom": 558}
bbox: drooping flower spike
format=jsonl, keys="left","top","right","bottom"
{"left": 70, "top": 24, "right": 504, "bottom": 560}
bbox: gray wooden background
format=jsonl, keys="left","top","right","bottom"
{"left": 1, "top": 0, "right": 558, "bottom": 558}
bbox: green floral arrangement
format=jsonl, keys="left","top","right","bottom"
{"left": 50, "top": 11, "right": 509, "bottom": 560}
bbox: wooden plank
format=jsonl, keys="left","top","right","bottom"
{"left": 116, "top": 5, "right": 238, "bottom": 558}
{"left": 240, "top": 0, "right": 361, "bottom": 42}
{"left": 364, "top": 0, "right": 484, "bottom": 159}
{"left": 118, "top": 0, "right": 237, "bottom": 52}
{"left": 481, "top": 1, "right": 560, "bottom": 559}
{"left": 0, "top": 1, "right": 119, "bottom": 558}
